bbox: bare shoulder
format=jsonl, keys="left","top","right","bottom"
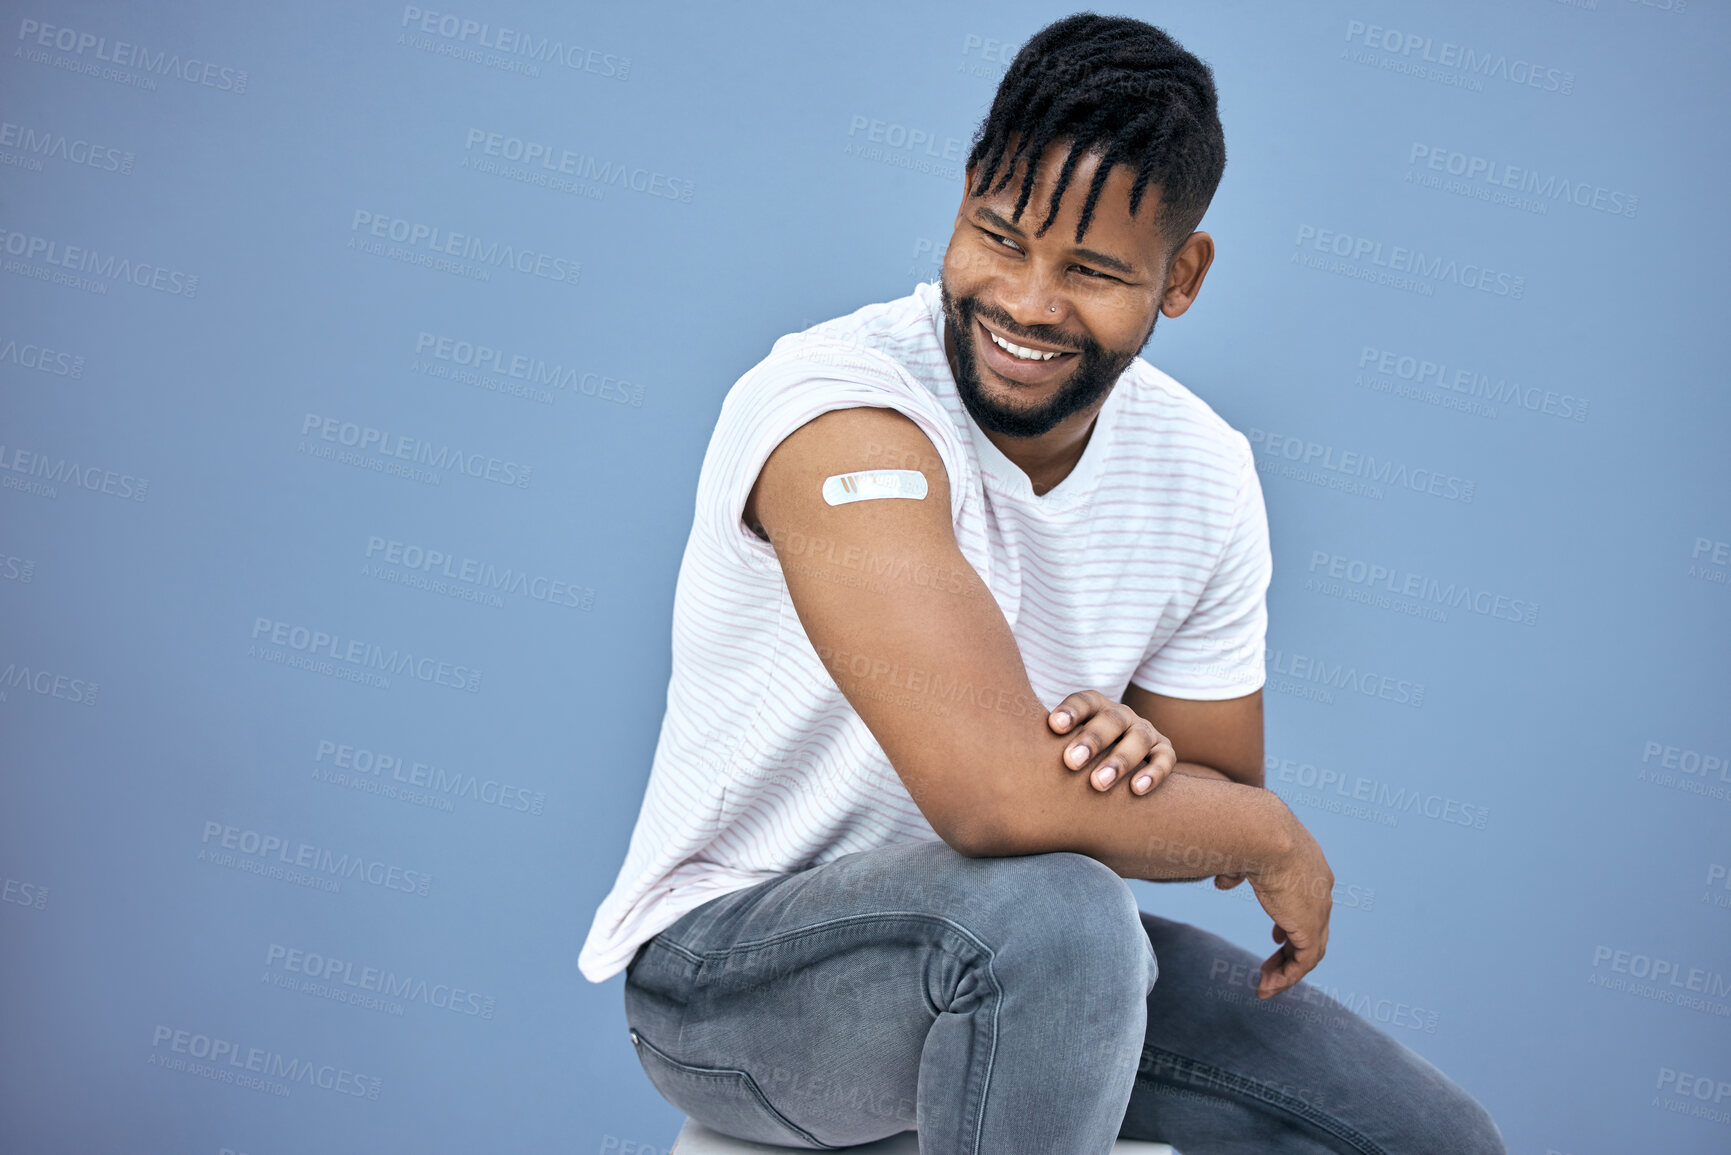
{"left": 743, "top": 406, "right": 954, "bottom": 542}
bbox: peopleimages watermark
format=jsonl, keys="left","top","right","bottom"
{"left": 908, "top": 236, "right": 947, "bottom": 282}
{"left": 412, "top": 329, "right": 644, "bottom": 407}
{"left": 1689, "top": 536, "right": 1729, "bottom": 588}
{"left": 1704, "top": 863, "right": 1731, "bottom": 910}
{"left": 1248, "top": 427, "right": 1475, "bottom": 504}
{"left": 299, "top": 412, "right": 532, "bottom": 489}
{"left": 0, "top": 118, "right": 133, "bottom": 175}
{"left": 1355, "top": 345, "right": 1588, "bottom": 423}
{"left": 364, "top": 535, "right": 594, "bottom": 612}
{"left": 462, "top": 129, "right": 692, "bottom": 202}
{"left": 348, "top": 210, "right": 579, "bottom": 286}
{"left": 0, "top": 660, "right": 99, "bottom": 707}
{"left": 809, "top": 643, "right": 1061, "bottom": 721}
{"left": 264, "top": 941, "right": 497, "bottom": 1019}
{"left": 1406, "top": 143, "right": 1636, "bottom": 219}
{"left": 956, "top": 32, "right": 1016, "bottom": 80}
{"left": 1304, "top": 550, "right": 1540, "bottom": 627}
{"left": 0, "top": 551, "right": 34, "bottom": 583}
{"left": 0, "top": 441, "right": 148, "bottom": 502}
{"left": 1294, "top": 225, "right": 1524, "bottom": 299}
{"left": 1264, "top": 646, "right": 1424, "bottom": 708}
{"left": 2, "top": 874, "right": 48, "bottom": 910}
{"left": 0, "top": 334, "right": 85, "bottom": 378}
{"left": 767, "top": 527, "right": 984, "bottom": 603}
{"left": 599, "top": 1137, "right": 672, "bottom": 1155}
{"left": 148, "top": 1025, "right": 379, "bottom": 1100}
{"left": 1341, "top": 19, "right": 1575, "bottom": 96}
{"left": 313, "top": 736, "right": 547, "bottom": 816}
{"left": 1267, "top": 753, "right": 1490, "bottom": 831}
{"left": 198, "top": 820, "right": 434, "bottom": 898}
{"left": 397, "top": 6, "right": 630, "bottom": 79}
{"left": 248, "top": 616, "right": 483, "bottom": 693}
{"left": 1636, "top": 738, "right": 1730, "bottom": 803}
{"left": 1589, "top": 944, "right": 1730, "bottom": 1017}
{"left": 1592, "top": 946, "right": 1729, "bottom": 992}
{"left": 844, "top": 115, "right": 966, "bottom": 181}
{"left": 1210, "top": 958, "right": 1439, "bottom": 1033}
{"left": 15, "top": 17, "right": 249, "bottom": 93}
{"left": 0, "top": 225, "right": 198, "bottom": 296}
{"left": 1653, "top": 1067, "right": 1731, "bottom": 1126}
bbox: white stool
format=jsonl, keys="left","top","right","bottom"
{"left": 672, "top": 1119, "right": 1177, "bottom": 1154}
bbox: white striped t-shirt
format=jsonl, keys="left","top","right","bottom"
{"left": 577, "top": 279, "right": 1271, "bottom": 983}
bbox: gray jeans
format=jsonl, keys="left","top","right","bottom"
{"left": 623, "top": 839, "right": 1505, "bottom": 1155}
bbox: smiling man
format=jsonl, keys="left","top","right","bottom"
{"left": 580, "top": 13, "right": 1504, "bottom": 1155}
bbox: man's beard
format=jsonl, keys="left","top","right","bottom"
{"left": 940, "top": 278, "right": 1152, "bottom": 439}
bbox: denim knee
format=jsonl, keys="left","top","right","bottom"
{"left": 952, "top": 850, "right": 1156, "bottom": 998}
{"left": 1438, "top": 1090, "right": 1506, "bottom": 1155}
{"left": 1385, "top": 1061, "right": 1506, "bottom": 1155}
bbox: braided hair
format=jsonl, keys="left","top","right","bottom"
{"left": 966, "top": 13, "right": 1226, "bottom": 251}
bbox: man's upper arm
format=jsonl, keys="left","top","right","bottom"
{"left": 1121, "top": 683, "right": 1264, "bottom": 787}
{"left": 747, "top": 405, "right": 1048, "bottom": 856}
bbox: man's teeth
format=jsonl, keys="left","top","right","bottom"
{"left": 988, "top": 330, "right": 1062, "bottom": 361}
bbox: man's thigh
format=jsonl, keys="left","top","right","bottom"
{"left": 622, "top": 838, "right": 1155, "bottom": 1149}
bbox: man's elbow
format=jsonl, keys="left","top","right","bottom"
{"left": 939, "top": 793, "right": 1058, "bottom": 858}
{"left": 893, "top": 757, "right": 1026, "bottom": 858}
{"left": 922, "top": 789, "right": 1032, "bottom": 858}
{"left": 932, "top": 812, "right": 1017, "bottom": 859}
{"left": 1189, "top": 758, "right": 1265, "bottom": 790}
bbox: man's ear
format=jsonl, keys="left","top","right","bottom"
{"left": 1159, "top": 230, "right": 1215, "bottom": 319}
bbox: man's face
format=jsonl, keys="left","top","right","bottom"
{"left": 940, "top": 142, "right": 1171, "bottom": 438}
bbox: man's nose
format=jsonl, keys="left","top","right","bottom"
{"left": 992, "top": 267, "right": 1066, "bottom": 325}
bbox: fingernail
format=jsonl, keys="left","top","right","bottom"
{"left": 1068, "top": 743, "right": 1088, "bottom": 767}
{"left": 1095, "top": 765, "right": 1117, "bottom": 788}
{"left": 1052, "top": 710, "right": 1071, "bottom": 728}
{"left": 1133, "top": 774, "right": 1152, "bottom": 792}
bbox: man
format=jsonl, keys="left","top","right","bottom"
{"left": 580, "top": 13, "right": 1505, "bottom": 1154}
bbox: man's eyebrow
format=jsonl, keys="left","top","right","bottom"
{"left": 971, "top": 205, "right": 1137, "bottom": 276}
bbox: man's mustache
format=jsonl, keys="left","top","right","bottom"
{"left": 958, "top": 298, "right": 1092, "bottom": 356}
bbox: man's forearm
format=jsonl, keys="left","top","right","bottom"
{"left": 982, "top": 762, "right": 1295, "bottom": 882}
{"left": 1146, "top": 762, "right": 1253, "bottom": 880}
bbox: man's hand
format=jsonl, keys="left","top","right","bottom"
{"left": 1047, "top": 689, "right": 1176, "bottom": 795}
{"left": 1050, "top": 690, "right": 1261, "bottom": 891}
{"left": 1244, "top": 814, "right": 1334, "bottom": 998}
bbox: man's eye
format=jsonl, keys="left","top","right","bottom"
{"left": 984, "top": 230, "right": 1020, "bottom": 251}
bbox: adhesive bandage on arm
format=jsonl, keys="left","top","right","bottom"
{"left": 821, "top": 469, "right": 929, "bottom": 506}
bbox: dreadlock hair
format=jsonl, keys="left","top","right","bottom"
{"left": 965, "top": 13, "right": 1226, "bottom": 254}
